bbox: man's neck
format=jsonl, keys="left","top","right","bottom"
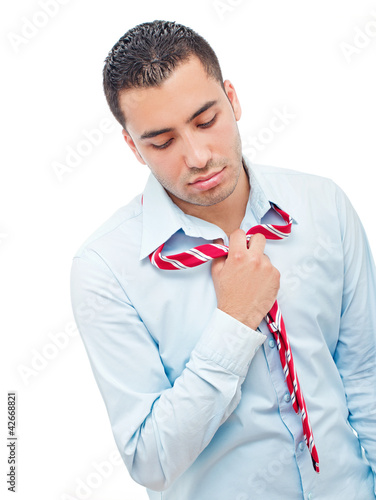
{"left": 172, "top": 163, "right": 250, "bottom": 237}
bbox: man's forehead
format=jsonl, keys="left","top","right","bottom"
{"left": 119, "top": 57, "right": 224, "bottom": 134}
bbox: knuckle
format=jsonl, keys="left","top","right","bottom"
{"left": 261, "top": 255, "right": 271, "bottom": 267}
{"left": 249, "top": 254, "right": 262, "bottom": 268}
{"left": 232, "top": 250, "right": 245, "bottom": 262}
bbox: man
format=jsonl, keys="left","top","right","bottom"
{"left": 70, "top": 20, "right": 376, "bottom": 499}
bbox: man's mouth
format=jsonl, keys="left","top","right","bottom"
{"left": 189, "top": 167, "right": 226, "bottom": 191}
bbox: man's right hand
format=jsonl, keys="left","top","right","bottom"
{"left": 211, "top": 230, "right": 280, "bottom": 330}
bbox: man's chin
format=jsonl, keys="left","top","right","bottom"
{"left": 170, "top": 184, "right": 238, "bottom": 209}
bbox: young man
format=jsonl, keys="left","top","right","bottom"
{"left": 70, "top": 20, "right": 376, "bottom": 499}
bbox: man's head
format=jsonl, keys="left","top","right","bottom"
{"left": 103, "top": 20, "right": 225, "bottom": 130}
{"left": 103, "top": 20, "right": 246, "bottom": 216}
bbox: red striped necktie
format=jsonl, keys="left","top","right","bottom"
{"left": 149, "top": 203, "right": 319, "bottom": 473}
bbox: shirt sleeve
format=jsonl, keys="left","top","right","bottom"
{"left": 70, "top": 249, "right": 266, "bottom": 492}
{"left": 333, "top": 184, "right": 376, "bottom": 490}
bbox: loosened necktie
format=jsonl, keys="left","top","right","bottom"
{"left": 149, "top": 203, "right": 319, "bottom": 473}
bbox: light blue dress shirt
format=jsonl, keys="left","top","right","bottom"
{"left": 70, "top": 157, "right": 376, "bottom": 500}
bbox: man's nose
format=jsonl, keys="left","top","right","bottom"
{"left": 181, "top": 132, "right": 211, "bottom": 169}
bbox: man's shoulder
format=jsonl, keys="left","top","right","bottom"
{"left": 251, "top": 162, "right": 338, "bottom": 198}
{"left": 248, "top": 162, "right": 342, "bottom": 221}
{"left": 251, "top": 162, "right": 334, "bottom": 184}
{"left": 73, "top": 193, "right": 143, "bottom": 259}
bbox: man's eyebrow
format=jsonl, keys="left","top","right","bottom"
{"left": 188, "top": 100, "right": 217, "bottom": 122}
{"left": 139, "top": 100, "right": 218, "bottom": 140}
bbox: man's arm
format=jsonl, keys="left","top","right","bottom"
{"left": 333, "top": 184, "right": 376, "bottom": 489}
{"left": 70, "top": 243, "right": 269, "bottom": 491}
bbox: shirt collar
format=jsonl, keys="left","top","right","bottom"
{"left": 242, "top": 156, "right": 298, "bottom": 225}
{"left": 139, "top": 155, "right": 298, "bottom": 260}
{"left": 139, "top": 173, "right": 183, "bottom": 260}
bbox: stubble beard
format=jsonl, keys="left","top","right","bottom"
{"left": 158, "top": 136, "right": 243, "bottom": 208}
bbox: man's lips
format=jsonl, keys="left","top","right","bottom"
{"left": 188, "top": 167, "right": 226, "bottom": 191}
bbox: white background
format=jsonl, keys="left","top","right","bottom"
{"left": 1, "top": 0, "right": 376, "bottom": 499}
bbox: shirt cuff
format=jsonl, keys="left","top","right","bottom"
{"left": 194, "top": 308, "right": 266, "bottom": 377}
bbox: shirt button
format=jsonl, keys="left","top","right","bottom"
{"left": 284, "top": 393, "right": 291, "bottom": 403}
{"left": 298, "top": 441, "right": 305, "bottom": 451}
{"left": 307, "top": 493, "right": 312, "bottom": 500}
{"left": 268, "top": 339, "right": 275, "bottom": 348}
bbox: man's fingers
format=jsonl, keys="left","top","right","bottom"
{"left": 228, "top": 229, "right": 248, "bottom": 256}
{"left": 211, "top": 254, "right": 226, "bottom": 269}
{"left": 247, "top": 233, "right": 266, "bottom": 255}
{"left": 211, "top": 255, "right": 227, "bottom": 278}
{"left": 212, "top": 232, "right": 267, "bottom": 276}
{"left": 211, "top": 237, "right": 226, "bottom": 277}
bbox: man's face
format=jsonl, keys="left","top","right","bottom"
{"left": 119, "top": 56, "right": 243, "bottom": 213}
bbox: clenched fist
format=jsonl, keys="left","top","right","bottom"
{"left": 211, "top": 230, "right": 280, "bottom": 330}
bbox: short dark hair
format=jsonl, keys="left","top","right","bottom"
{"left": 103, "top": 20, "right": 224, "bottom": 129}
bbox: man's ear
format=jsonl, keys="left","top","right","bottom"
{"left": 122, "top": 129, "right": 147, "bottom": 165}
{"left": 223, "top": 80, "right": 242, "bottom": 121}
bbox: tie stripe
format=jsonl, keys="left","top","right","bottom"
{"left": 149, "top": 203, "right": 319, "bottom": 473}
{"left": 151, "top": 243, "right": 229, "bottom": 270}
